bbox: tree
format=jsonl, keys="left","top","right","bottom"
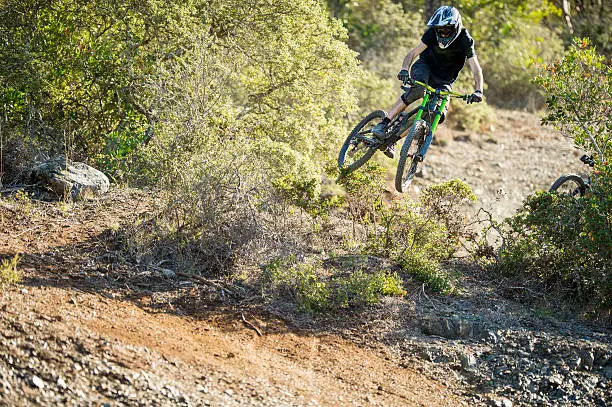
{"left": 552, "top": 0, "right": 611, "bottom": 56}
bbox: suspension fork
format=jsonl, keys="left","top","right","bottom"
{"left": 417, "top": 96, "right": 448, "bottom": 157}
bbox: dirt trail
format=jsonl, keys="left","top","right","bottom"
{"left": 2, "top": 285, "right": 465, "bottom": 406}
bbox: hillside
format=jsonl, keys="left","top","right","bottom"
{"left": 1, "top": 110, "right": 610, "bottom": 407}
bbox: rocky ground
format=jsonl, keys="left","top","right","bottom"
{"left": 1, "top": 110, "right": 610, "bottom": 406}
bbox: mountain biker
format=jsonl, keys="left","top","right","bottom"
{"left": 372, "top": 5, "right": 484, "bottom": 158}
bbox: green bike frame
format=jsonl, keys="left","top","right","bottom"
{"left": 410, "top": 80, "right": 467, "bottom": 157}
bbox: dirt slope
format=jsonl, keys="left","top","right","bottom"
{"left": 1, "top": 286, "right": 464, "bottom": 406}
{"left": 1, "top": 111, "right": 609, "bottom": 407}
{"left": 1, "top": 189, "right": 466, "bottom": 406}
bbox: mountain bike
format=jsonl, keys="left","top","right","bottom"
{"left": 337, "top": 80, "right": 471, "bottom": 192}
{"left": 549, "top": 154, "right": 595, "bottom": 197}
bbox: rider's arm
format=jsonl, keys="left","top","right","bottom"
{"left": 467, "top": 56, "right": 484, "bottom": 93}
{"left": 401, "top": 42, "right": 428, "bottom": 71}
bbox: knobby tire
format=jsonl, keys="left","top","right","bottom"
{"left": 338, "top": 110, "right": 385, "bottom": 175}
{"left": 549, "top": 174, "right": 587, "bottom": 197}
{"left": 395, "top": 120, "right": 428, "bottom": 193}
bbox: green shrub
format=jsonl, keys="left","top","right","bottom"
{"left": 534, "top": 38, "right": 611, "bottom": 160}
{"left": 366, "top": 179, "right": 476, "bottom": 294}
{"left": 336, "top": 269, "right": 406, "bottom": 307}
{"left": 490, "top": 39, "right": 612, "bottom": 311}
{"left": 483, "top": 22, "right": 564, "bottom": 110}
{"left": 420, "top": 179, "right": 477, "bottom": 240}
{"left": 397, "top": 254, "right": 455, "bottom": 294}
{"left": 446, "top": 97, "right": 497, "bottom": 132}
{"left": 0, "top": 255, "right": 21, "bottom": 286}
{"left": 498, "top": 176, "right": 611, "bottom": 309}
{"left": 337, "top": 162, "right": 386, "bottom": 229}
{"left": 273, "top": 173, "right": 345, "bottom": 219}
{"left": 261, "top": 257, "right": 406, "bottom": 313}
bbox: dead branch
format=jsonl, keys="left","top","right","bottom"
{"left": 241, "top": 312, "right": 263, "bottom": 336}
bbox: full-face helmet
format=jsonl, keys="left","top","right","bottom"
{"left": 427, "top": 6, "right": 463, "bottom": 49}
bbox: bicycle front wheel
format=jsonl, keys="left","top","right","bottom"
{"left": 395, "top": 120, "right": 428, "bottom": 193}
{"left": 338, "top": 110, "right": 385, "bottom": 175}
{"left": 549, "top": 174, "right": 587, "bottom": 197}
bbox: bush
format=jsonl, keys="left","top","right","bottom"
{"left": 497, "top": 174, "right": 611, "bottom": 309}
{"left": 336, "top": 268, "right": 406, "bottom": 308}
{"left": 0, "top": 0, "right": 196, "bottom": 179}
{"left": 366, "top": 179, "right": 476, "bottom": 294}
{"left": 119, "top": 0, "right": 359, "bottom": 275}
{"left": 261, "top": 256, "right": 405, "bottom": 313}
{"left": 337, "top": 162, "right": 386, "bottom": 231}
{"left": 273, "top": 173, "right": 345, "bottom": 219}
{"left": 480, "top": 40, "right": 612, "bottom": 313}
{"left": 534, "top": 38, "right": 611, "bottom": 159}
{"left": 483, "top": 22, "right": 564, "bottom": 110}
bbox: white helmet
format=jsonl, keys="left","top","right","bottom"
{"left": 427, "top": 6, "right": 463, "bottom": 49}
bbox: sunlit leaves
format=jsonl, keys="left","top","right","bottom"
{"left": 534, "top": 38, "right": 611, "bottom": 160}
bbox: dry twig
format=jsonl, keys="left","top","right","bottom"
{"left": 241, "top": 312, "right": 263, "bottom": 336}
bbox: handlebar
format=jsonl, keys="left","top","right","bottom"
{"left": 401, "top": 80, "right": 471, "bottom": 100}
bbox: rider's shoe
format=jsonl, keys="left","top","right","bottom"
{"left": 372, "top": 122, "right": 387, "bottom": 140}
{"left": 383, "top": 143, "right": 395, "bottom": 159}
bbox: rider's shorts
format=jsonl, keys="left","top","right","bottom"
{"left": 401, "top": 59, "right": 453, "bottom": 123}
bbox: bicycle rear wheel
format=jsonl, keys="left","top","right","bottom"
{"left": 338, "top": 110, "right": 385, "bottom": 175}
{"left": 395, "top": 120, "right": 428, "bottom": 193}
{"left": 549, "top": 174, "right": 587, "bottom": 197}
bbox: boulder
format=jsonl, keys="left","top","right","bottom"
{"left": 31, "top": 159, "right": 110, "bottom": 200}
{"left": 419, "top": 315, "right": 486, "bottom": 339}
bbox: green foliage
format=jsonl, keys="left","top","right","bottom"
{"left": 327, "top": 0, "right": 422, "bottom": 115}
{"left": 273, "top": 173, "right": 344, "bottom": 218}
{"left": 454, "top": 0, "right": 565, "bottom": 109}
{"left": 485, "top": 22, "right": 563, "bottom": 109}
{"left": 0, "top": 0, "right": 358, "bottom": 184}
{"left": 549, "top": 0, "right": 611, "bottom": 57}
{"left": 336, "top": 269, "right": 406, "bottom": 307}
{"left": 483, "top": 39, "right": 611, "bottom": 311}
{"left": 0, "top": 255, "right": 21, "bottom": 287}
{"left": 0, "top": 0, "right": 197, "bottom": 177}
{"left": 120, "top": 0, "right": 360, "bottom": 274}
{"left": 337, "top": 162, "right": 386, "bottom": 226}
{"left": 261, "top": 257, "right": 405, "bottom": 313}
{"left": 366, "top": 179, "right": 476, "bottom": 294}
{"left": 495, "top": 161, "right": 611, "bottom": 310}
{"left": 498, "top": 184, "right": 611, "bottom": 308}
{"left": 446, "top": 92, "right": 497, "bottom": 132}
{"left": 420, "top": 179, "right": 477, "bottom": 238}
{"left": 534, "top": 39, "right": 611, "bottom": 160}
{"left": 397, "top": 254, "right": 455, "bottom": 294}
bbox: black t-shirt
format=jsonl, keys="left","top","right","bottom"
{"left": 419, "top": 27, "right": 475, "bottom": 82}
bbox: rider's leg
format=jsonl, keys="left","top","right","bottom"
{"left": 374, "top": 85, "right": 425, "bottom": 158}
{"left": 372, "top": 84, "right": 425, "bottom": 139}
{"left": 372, "top": 60, "right": 431, "bottom": 140}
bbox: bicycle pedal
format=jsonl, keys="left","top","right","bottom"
{"left": 414, "top": 154, "right": 423, "bottom": 162}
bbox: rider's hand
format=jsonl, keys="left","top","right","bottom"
{"left": 467, "top": 90, "right": 483, "bottom": 104}
{"left": 397, "top": 69, "right": 411, "bottom": 84}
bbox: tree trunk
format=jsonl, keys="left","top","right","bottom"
{"left": 562, "top": 0, "right": 574, "bottom": 34}
{"left": 424, "top": 0, "right": 442, "bottom": 23}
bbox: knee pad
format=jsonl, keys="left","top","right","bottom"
{"left": 401, "top": 85, "right": 425, "bottom": 106}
